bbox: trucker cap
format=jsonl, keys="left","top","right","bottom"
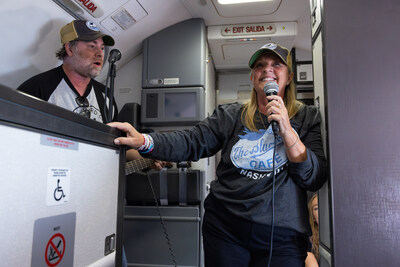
{"left": 60, "top": 20, "right": 115, "bottom": 46}
{"left": 248, "top": 43, "right": 291, "bottom": 70}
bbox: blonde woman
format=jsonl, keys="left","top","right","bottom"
{"left": 306, "top": 193, "right": 320, "bottom": 266}
{"left": 109, "top": 43, "right": 327, "bottom": 267}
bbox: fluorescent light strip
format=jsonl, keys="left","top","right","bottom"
{"left": 218, "top": 0, "right": 272, "bottom": 5}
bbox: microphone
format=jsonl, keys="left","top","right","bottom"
{"left": 263, "top": 82, "right": 279, "bottom": 135}
{"left": 108, "top": 49, "right": 121, "bottom": 63}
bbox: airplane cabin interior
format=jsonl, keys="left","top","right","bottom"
{"left": 1, "top": 0, "right": 400, "bottom": 266}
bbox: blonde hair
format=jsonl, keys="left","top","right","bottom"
{"left": 241, "top": 67, "right": 303, "bottom": 131}
{"left": 308, "top": 193, "right": 319, "bottom": 262}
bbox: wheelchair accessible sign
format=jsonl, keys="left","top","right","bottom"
{"left": 47, "top": 167, "right": 71, "bottom": 206}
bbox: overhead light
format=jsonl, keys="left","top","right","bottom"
{"left": 218, "top": 0, "right": 272, "bottom": 4}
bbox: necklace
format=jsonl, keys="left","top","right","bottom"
{"left": 257, "top": 109, "right": 267, "bottom": 130}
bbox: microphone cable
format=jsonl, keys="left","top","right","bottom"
{"left": 145, "top": 170, "right": 178, "bottom": 267}
{"left": 263, "top": 81, "right": 279, "bottom": 267}
{"left": 267, "top": 130, "right": 278, "bottom": 267}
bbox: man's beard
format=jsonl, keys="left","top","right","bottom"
{"left": 73, "top": 54, "right": 103, "bottom": 79}
{"left": 86, "top": 65, "right": 102, "bottom": 78}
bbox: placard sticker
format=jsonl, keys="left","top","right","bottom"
{"left": 45, "top": 233, "right": 65, "bottom": 266}
{"left": 31, "top": 213, "right": 75, "bottom": 267}
{"left": 41, "top": 134, "right": 79, "bottom": 151}
{"left": 163, "top": 78, "right": 179, "bottom": 85}
{"left": 47, "top": 168, "right": 71, "bottom": 206}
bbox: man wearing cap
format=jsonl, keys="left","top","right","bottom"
{"left": 17, "top": 19, "right": 154, "bottom": 267}
{"left": 107, "top": 42, "right": 327, "bottom": 266}
{"left": 18, "top": 20, "right": 116, "bottom": 123}
{"left": 18, "top": 20, "right": 171, "bottom": 163}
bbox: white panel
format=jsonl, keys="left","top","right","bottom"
{"left": 310, "top": 0, "right": 322, "bottom": 37}
{"left": 204, "top": 46, "right": 217, "bottom": 185}
{"left": 101, "top": 15, "right": 126, "bottom": 36}
{"left": 312, "top": 33, "right": 326, "bottom": 153}
{"left": 313, "top": 32, "right": 332, "bottom": 265}
{"left": 296, "top": 63, "right": 313, "bottom": 82}
{"left": 211, "top": 0, "right": 282, "bottom": 17}
{"left": 100, "top": 0, "right": 148, "bottom": 35}
{"left": 218, "top": 72, "right": 252, "bottom": 103}
{"left": 0, "top": 1, "right": 73, "bottom": 88}
{"left": 88, "top": 252, "right": 115, "bottom": 267}
{"left": 319, "top": 245, "right": 332, "bottom": 267}
{"left": 113, "top": 54, "right": 142, "bottom": 109}
{"left": 0, "top": 124, "right": 120, "bottom": 266}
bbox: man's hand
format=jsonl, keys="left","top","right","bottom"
{"left": 153, "top": 160, "right": 174, "bottom": 170}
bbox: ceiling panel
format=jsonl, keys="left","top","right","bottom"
{"left": 210, "top": 0, "right": 282, "bottom": 17}
{"left": 208, "top": 21, "right": 297, "bottom": 70}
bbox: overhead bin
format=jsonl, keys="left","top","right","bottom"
{"left": 208, "top": 21, "right": 297, "bottom": 70}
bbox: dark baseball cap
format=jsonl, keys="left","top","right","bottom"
{"left": 248, "top": 43, "right": 291, "bottom": 70}
{"left": 60, "top": 20, "right": 115, "bottom": 46}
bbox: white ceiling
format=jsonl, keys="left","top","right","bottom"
{"left": 58, "top": 0, "right": 312, "bottom": 72}
{"left": 182, "top": 0, "right": 313, "bottom": 70}
{"left": 0, "top": 0, "right": 311, "bottom": 89}
{"left": 56, "top": 0, "right": 312, "bottom": 71}
{"left": 180, "top": 0, "right": 312, "bottom": 50}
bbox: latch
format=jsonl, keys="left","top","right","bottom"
{"left": 104, "top": 233, "right": 116, "bottom": 256}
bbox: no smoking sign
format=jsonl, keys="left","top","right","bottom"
{"left": 32, "top": 213, "right": 75, "bottom": 267}
{"left": 45, "top": 233, "right": 65, "bottom": 266}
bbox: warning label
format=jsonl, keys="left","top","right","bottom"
{"left": 31, "top": 213, "right": 75, "bottom": 267}
{"left": 45, "top": 233, "right": 65, "bottom": 266}
{"left": 41, "top": 134, "right": 79, "bottom": 151}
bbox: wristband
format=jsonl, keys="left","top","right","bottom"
{"left": 138, "top": 134, "right": 147, "bottom": 151}
{"left": 138, "top": 134, "right": 154, "bottom": 154}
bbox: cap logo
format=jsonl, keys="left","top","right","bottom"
{"left": 261, "top": 43, "right": 277, "bottom": 50}
{"left": 86, "top": 21, "right": 99, "bottom": 32}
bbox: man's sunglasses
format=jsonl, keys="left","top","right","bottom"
{"left": 75, "top": 96, "right": 91, "bottom": 118}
